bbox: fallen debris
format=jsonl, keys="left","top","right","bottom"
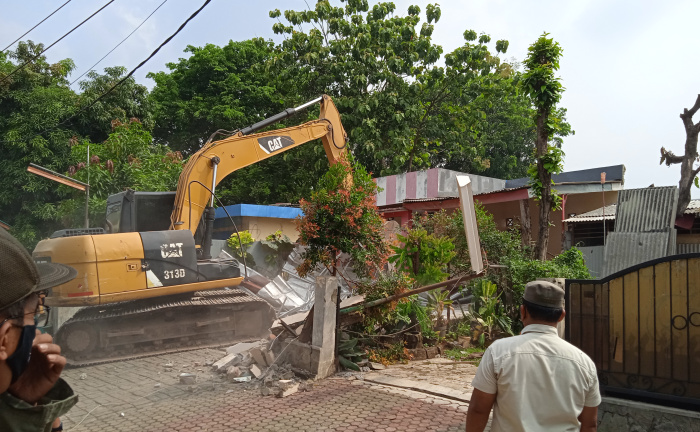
{"left": 368, "top": 362, "right": 386, "bottom": 371}
{"left": 250, "top": 364, "right": 263, "bottom": 379}
{"left": 179, "top": 373, "right": 196, "bottom": 385}
{"left": 276, "top": 380, "right": 299, "bottom": 398}
{"left": 225, "top": 341, "right": 261, "bottom": 356}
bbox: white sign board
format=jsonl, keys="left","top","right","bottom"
{"left": 457, "top": 175, "right": 484, "bottom": 274}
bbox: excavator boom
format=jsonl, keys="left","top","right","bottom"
{"left": 170, "top": 94, "right": 347, "bottom": 233}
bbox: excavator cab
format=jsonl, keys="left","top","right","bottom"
{"left": 105, "top": 190, "right": 176, "bottom": 234}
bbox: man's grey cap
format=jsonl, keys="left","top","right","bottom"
{"left": 0, "top": 228, "right": 77, "bottom": 310}
{"left": 523, "top": 280, "right": 565, "bottom": 308}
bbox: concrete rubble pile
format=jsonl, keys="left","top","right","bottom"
{"left": 208, "top": 340, "right": 313, "bottom": 398}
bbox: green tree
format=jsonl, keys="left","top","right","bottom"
{"left": 59, "top": 119, "right": 184, "bottom": 228}
{"left": 74, "top": 66, "right": 154, "bottom": 142}
{"left": 148, "top": 39, "right": 329, "bottom": 206}
{"left": 521, "top": 33, "right": 568, "bottom": 261}
{"left": 268, "top": 1, "right": 529, "bottom": 177}
{"left": 0, "top": 41, "right": 79, "bottom": 246}
{"left": 148, "top": 39, "right": 281, "bottom": 154}
{"left": 296, "top": 153, "right": 388, "bottom": 279}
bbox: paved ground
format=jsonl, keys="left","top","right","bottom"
{"left": 60, "top": 348, "right": 479, "bottom": 431}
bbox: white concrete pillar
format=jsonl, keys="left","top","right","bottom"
{"left": 311, "top": 276, "right": 337, "bottom": 377}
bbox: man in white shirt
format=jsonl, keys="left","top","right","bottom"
{"left": 466, "top": 280, "right": 600, "bottom": 432}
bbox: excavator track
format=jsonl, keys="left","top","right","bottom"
{"left": 56, "top": 289, "right": 274, "bottom": 367}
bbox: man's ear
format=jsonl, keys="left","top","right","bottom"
{"left": 520, "top": 304, "right": 526, "bottom": 321}
{"left": 558, "top": 309, "right": 566, "bottom": 323}
{"left": 0, "top": 321, "right": 15, "bottom": 361}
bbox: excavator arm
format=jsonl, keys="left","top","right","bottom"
{"left": 169, "top": 95, "right": 347, "bottom": 235}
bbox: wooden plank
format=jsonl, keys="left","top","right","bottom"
{"left": 609, "top": 276, "right": 625, "bottom": 373}
{"left": 670, "top": 259, "right": 689, "bottom": 381}
{"left": 654, "top": 261, "right": 672, "bottom": 379}
{"left": 602, "top": 281, "right": 610, "bottom": 371}
{"left": 569, "top": 283, "right": 582, "bottom": 349}
{"left": 688, "top": 258, "right": 700, "bottom": 385}
{"left": 581, "top": 283, "right": 596, "bottom": 359}
{"left": 623, "top": 272, "right": 639, "bottom": 375}
{"left": 637, "top": 265, "right": 655, "bottom": 377}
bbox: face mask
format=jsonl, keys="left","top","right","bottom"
{"left": 6, "top": 325, "right": 36, "bottom": 383}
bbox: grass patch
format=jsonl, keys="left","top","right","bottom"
{"left": 444, "top": 347, "right": 485, "bottom": 365}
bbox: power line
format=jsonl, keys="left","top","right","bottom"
{"left": 0, "top": 0, "right": 116, "bottom": 85}
{"left": 0, "top": 0, "right": 213, "bottom": 145}
{"left": 70, "top": 0, "right": 169, "bottom": 86}
{"left": 2, "top": 0, "right": 74, "bottom": 53}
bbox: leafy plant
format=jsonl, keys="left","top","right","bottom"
{"left": 426, "top": 289, "right": 454, "bottom": 330}
{"left": 354, "top": 270, "right": 414, "bottom": 330}
{"left": 261, "top": 230, "right": 295, "bottom": 266}
{"left": 367, "top": 341, "right": 412, "bottom": 366}
{"left": 337, "top": 337, "right": 366, "bottom": 371}
{"left": 227, "top": 230, "right": 255, "bottom": 264}
{"left": 296, "top": 153, "right": 389, "bottom": 279}
{"left": 473, "top": 280, "right": 513, "bottom": 346}
{"left": 389, "top": 228, "right": 456, "bottom": 285}
{"left": 394, "top": 295, "right": 437, "bottom": 339}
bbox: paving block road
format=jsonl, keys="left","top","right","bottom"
{"left": 60, "top": 348, "right": 478, "bottom": 431}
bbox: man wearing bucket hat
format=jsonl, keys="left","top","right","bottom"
{"left": 0, "top": 228, "right": 78, "bottom": 431}
{"left": 466, "top": 280, "right": 600, "bottom": 432}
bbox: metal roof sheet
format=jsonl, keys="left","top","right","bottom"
{"left": 402, "top": 196, "right": 458, "bottom": 203}
{"left": 505, "top": 164, "right": 625, "bottom": 189}
{"left": 614, "top": 187, "right": 678, "bottom": 232}
{"left": 564, "top": 199, "right": 700, "bottom": 223}
{"left": 563, "top": 205, "right": 617, "bottom": 222}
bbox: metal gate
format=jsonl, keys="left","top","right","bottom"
{"left": 566, "top": 254, "right": 700, "bottom": 407}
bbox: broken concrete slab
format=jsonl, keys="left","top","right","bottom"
{"left": 225, "top": 341, "right": 261, "bottom": 356}
{"left": 212, "top": 353, "right": 239, "bottom": 372}
{"left": 264, "top": 348, "right": 275, "bottom": 366}
{"left": 250, "top": 348, "right": 268, "bottom": 368}
{"left": 250, "top": 364, "right": 263, "bottom": 379}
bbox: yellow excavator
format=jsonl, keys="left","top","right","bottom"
{"left": 32, "top": 95, "right": 347, "bottom": 365}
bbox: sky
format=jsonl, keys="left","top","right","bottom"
{"left": 2, "top": 0, "right": 699, "bottom": 196}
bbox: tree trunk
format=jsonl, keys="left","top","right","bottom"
{"left": 662, "top": 95, "right": 700, "bottom": 216}
{"left": 519, "top": 199, "right": 531, "bottom": 250}
{"left": 533, "top": 111, "right": 552, "bottom": 261}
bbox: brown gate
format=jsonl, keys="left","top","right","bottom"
{"left": 566, "top": 254, "right": 700, "bottom": 406}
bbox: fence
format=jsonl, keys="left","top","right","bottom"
{"left": 566, "top": 254, "right": 700, "bottom": 407}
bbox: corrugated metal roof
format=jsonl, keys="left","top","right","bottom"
{"left": 402, "top": 196, "right": 458, "bottom": 203}
{"left": 400, "top": 185, "right": 529, "bottom": 204}
{"left": 505, "top": 164, "right": 625, "bottom": 189}
{"left": 602, "top": 232, "right": 676, "bottom": 276}
{"left": 601, "top": 187, "right": 678, "bottom": 277}
{"left": 677, "top": 243, "right": 700, "bottom": 254}
{"left": 685, "top": 199, "right": 700, "bottom": 214}
{"left": 564, "top": 199, "right": 700, "bottom": 223}
{"left": 474, "top": 186, "right": 529, "bottom": 196}
{"left": 563, "top": 205, "right": 617, "bottom": 222}
{"left": 613, "top": 187, "right": 678, "bottom": 232}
